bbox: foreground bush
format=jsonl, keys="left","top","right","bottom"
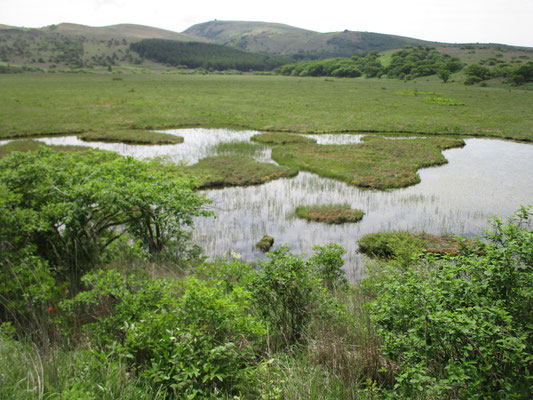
{"left": 369, "top": 207, "right": 532, "bottom": 399}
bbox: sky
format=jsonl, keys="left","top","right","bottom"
{"left": 1, "top": 0, "right": 532, "bottom": 47}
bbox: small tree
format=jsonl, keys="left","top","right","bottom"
{"left": 437, "top": 67, "right": 451, "bottom": 83}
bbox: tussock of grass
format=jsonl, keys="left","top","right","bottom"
{"left": 251, "top": 132, "right": 317, "bottom": 145}
{"left": 185, "top": 155, "right": 298, "bottom": 188}
{"left": 358, "top": 231, "right": 476, "bottom": 258}
{"left": 295, "top": 204, "right": 364, "bottom": 224}
{"left": 0, "top": 139, "right": 88, "bottom": 158}
{"left": 272, "top": 136, "right": 465, "bottom": 190}
{"left": 394, "top": 90, "right": 440, "bottom": 96}
{"left": 79, "top": 130, "right": 184, "bottom": 145}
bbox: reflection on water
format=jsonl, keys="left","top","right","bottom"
{"left": 2, "top": 130, "right": 532, "bottom": 280}
{"left": 30, "top": 128, "right": 271, "bottom": 164}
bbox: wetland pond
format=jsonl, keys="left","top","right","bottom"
{"left": 5, "top": 128, "right": 532, "bottom": 279}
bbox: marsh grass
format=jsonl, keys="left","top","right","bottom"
{"left": 358, "top": 231, "right": 476, "bottom": 258}
{"left": 185, "top": 155, "right": 298, "bottom": 188}
{"left": 0, "top": 139, "right": 88, "bottom": 159}
{"left": 272, "top": 136, "right": 465, "bottom": 189}
{"left": 295, "top": 203, "right": 364, "bottom": 224}
{"left": 1, "top": 74, "right": 532, "bottom": 141}
{"left": 251, "top": 132, "right": 317, "bottom": 145}
{"left": 79, "top": 130, "right": 184, "bottom": 145}
{"left": 210, "top": 140, "right": 265, "bottom": 156}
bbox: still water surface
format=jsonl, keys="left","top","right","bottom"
{"left": 3, "top": 129, "right": 531, "bottom": 279}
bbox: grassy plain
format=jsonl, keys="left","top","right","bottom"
{"left": 0, "top": 73, "right": 532, "bottom": 141}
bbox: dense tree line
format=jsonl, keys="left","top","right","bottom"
{"left": 277, "top": 46, "right": 463, "bottom": 81}
{"left": 130, "top": 39, "right": 289, "bottom": 71}
{"left": 465, "top": 60, "right": 533, "bottom": 85}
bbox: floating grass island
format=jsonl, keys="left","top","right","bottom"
{"left": 295, "top": 204, "right": 365, "bottom": 224}
{"left": 185, "top": 155, "right": 298, "bottom": 189}
{"left": 79, "top": 130, "right": 184, "bottom": 145}
{"left": 272, "top": 136, "right": 465, "bottom": 190}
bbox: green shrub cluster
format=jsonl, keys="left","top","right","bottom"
{"left": 368, "top": 208, "right": 532, "bottom": 398}
{"left": 465, "top": 61, "right": 533, "bottom": 86}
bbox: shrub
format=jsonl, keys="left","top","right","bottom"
{"left": 368, "top": 207, "right": 533, "bottom": 399}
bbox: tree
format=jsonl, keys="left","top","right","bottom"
{"left": 437, "top": 67, "right": 451, "bottom": 83}
{"left": 0, "top": 148, "right": 211, "bottom": 290}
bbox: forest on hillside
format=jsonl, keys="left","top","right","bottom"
{"left": 130, "top": 39, "right": 289, "bottom": 71}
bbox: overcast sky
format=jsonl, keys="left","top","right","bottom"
{"left": 2, "top": 0, "right": 532, "bottom": 47}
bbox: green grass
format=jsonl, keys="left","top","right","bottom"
{"left": 184, "top": 155, "right": 298, "bottom": 188}
{"left": 79, "top": 129, "right": 184, "bottom": 144}
{"left": 358, "top": 231, "right": 476, "bottom": 258}
{"left": 1, "top": 74, "right": 531, "bottom": 141}
{"left": 251, "top": 132, "right": 317, "bottom": 145}
{"left": 295, "top": 204, "right": 365, "bottom": 224}
{"left": 0, "top": 139, "right": 88, "bottom": 158}
{"left": 210, "top": 140, "right": 265, "bottom": 156}
{"left": 272, "top": 136, "right": 465, "bottom": 189}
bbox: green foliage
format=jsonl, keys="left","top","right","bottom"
{"left": 65, "top": 270, "right": 266, "bottom": 398}
{"left": 368, "top": 208, "right": 533, "bottom": 398}
{"left": 508, "top": 61, "right": 533, "bottom": 85}
{"left": 250, "top": 246, "right": 343, "bottom": 349}
{"left": 0, "top": 148, "right": 210, "bottom": 294}
{"left": 130, "top": 39, "right": 289, "bottom": 72}
{"left": 358, "top": 231, "right": 426, "bottom": 260}
{"left": 308, "top": 243, "right": 348, "bottom": 291}
{"left": 386, "top": 46, "right": 463, "bottom": 80}
{"left": 464, "top": 63, "right": 492, "bottom": 82}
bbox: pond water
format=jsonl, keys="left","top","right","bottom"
{"left": 2, "top": 129, "right": 532, "bottom": 279}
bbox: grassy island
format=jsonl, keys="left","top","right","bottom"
{"left": 295, "top": 204, "right": 365, "bottom": 224}
{"left": 79, "top": 130, "right": 184, "bottom": 145}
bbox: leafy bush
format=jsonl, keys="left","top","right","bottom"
{"left": 368, "top": 208, "right": 533, "bottom": 399}
{"left": 250, "top": 246, "right": 344, "bottom": 349}
{"left": 0, "top": 148, "right": 210, "bottom": 293}
{"left": 65, "top": 270, "right": 266, "bottom": 398}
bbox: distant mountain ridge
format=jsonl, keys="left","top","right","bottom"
{"left": 0, "top": 20, "right": 531, "bottom": 69}
{"left": 183, "top": 20, "right": 440, "bottom": 59}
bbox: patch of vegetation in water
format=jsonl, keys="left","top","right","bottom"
{"left": 251, "top": 132, "right": 317, "bottom": 145}
{"left": 358, "top": 231, "right": 477, "bottom": 258}
{"left": 294, "top": 203, "right": 364, "bottom": 224}
{"left": 210, "top": 140, "right": 265, "bottom": 156}
{"left": 0, "top": 139, "right": 89, "bottom": 158}
{"left": 79, "top": 130, "right": 184, "bottom": 145}
{"left": 185, "top": 155, "right": 298, "bottom": 188}
{"left": 272, "top": 136, "right": 465, "bottom": 190}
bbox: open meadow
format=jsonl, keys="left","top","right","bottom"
{"left": 1, "top": 73, "right": 532, "bottom": 141}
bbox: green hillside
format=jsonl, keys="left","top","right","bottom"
{"left": 0, "top": 23, "right": 202, "bottom": 69}
{"left": 184, "top": 20, "right": 438, "bottom": 59}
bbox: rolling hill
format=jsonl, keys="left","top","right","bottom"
{"left": 0, "top": 20, "right": 531, "bottom": 71}
{"left": 183, "top": 20, "right": 438, "bottom": 59}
